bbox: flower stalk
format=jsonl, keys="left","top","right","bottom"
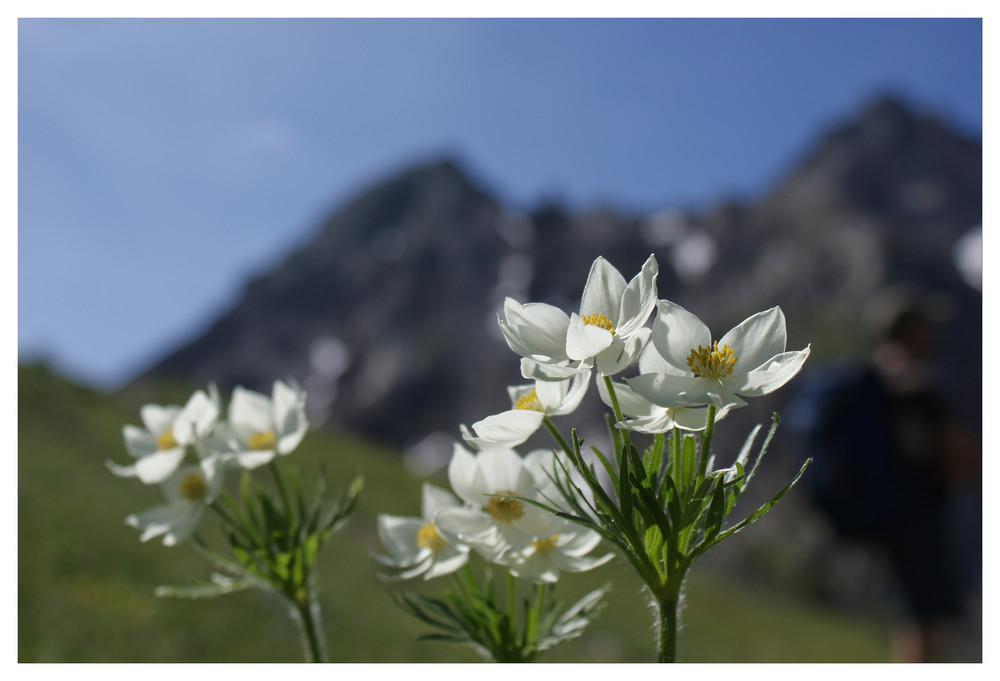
{"left": 535, "top": 379, "right": 809, "bottom": 661}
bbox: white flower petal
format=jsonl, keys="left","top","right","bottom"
{"left": 465, "top": 410, "right": 545, "bottom": 450}
{"left": 550, "top": 549, "right": 615, "bottom": 574}
{"left": 579, "top": 256, "right": 627, "bottom": 322}
{"left": 122, "top": 425, "right": 158, "bottom": 458}
{"left": 422, "top": 549, "right": 470, "bottom": 580}
{"left": 509, "top": 555, "right": 560, "bottom": 584}
{"left": 377, "top": 555, "right": 435, "bottom": 583}
{"left": 447, "top": 443, "right": 485, "bottom": 504}
{"left": 566, "top": 313, "right": 614, "bottom": 361}
{"left": 172, "top": 390, "right": 220, "bottom": 445}
{"left": 637, "top": 341, "right": 690, "bottom": 377}
{"left": 595, "top": 326, "right": 650, "bottom": 376}
{"left": 134, "top": 447, "right": 187, "bottom": 484}
{"left": 376, "top": 514, "right": 425, "bottom": 563}
{"left": 719, "top": 306, "right": 788, "bottom": 373}
{"left": 615, "top": 254, "right": 658, "bottom": 338}
{"left": 669, "top": 406, "right": 718, "bottom": 431}
{"left": 421, "top": 483, "right": 462, "bottom": 519}
{"left": 140, "top": 405, "right": 181, "bottom": 436}
{"left": 520, "top": 357, "right": 592, "bottom": 381}
{"left": 433, "top": 507, "right": 497, "bottom": 545}
{"left": 499, "top": 299, "right": 571, "bottom": 362}
{"left": 105, "top": 459, "right": 138, "bottom": 478}
{"left": 537, "top": 373, "right": 589, "bottom": 416}
{"left": 478, "top": 449, "right": 535, "bottom": 497}
{"left": 228, "top": 386, "right": 273, "bottom": 432}
{"left": 222, "top": 449, "right": 276, "bottom": 470}
{"left": 126, "top": 500, "right": 193, "bottom": 542}
{"left": 731, "top": 346, "right": 811, "bottom": 397}
{"left": 626, "top": 372, "right": 710, "bottom": 408}
{"left": 161, "top": 507, "right": 204, "bottom": 546}
{"left": 650, "top": 300, "right": 712, "bottom": 370}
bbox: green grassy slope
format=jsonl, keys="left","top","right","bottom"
{"left": 18, "top": 364, "right": 890, "bottom": 662}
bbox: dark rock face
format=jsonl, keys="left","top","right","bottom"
{"left": 142, "top": 96, "right": 982, "bottom": 448}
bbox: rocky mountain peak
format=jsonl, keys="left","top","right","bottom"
{"left": 139, "top": 97, "right": 981, "bottom": 450}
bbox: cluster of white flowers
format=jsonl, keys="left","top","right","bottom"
{"left": 487, "top": 254, "right": 810, "bottom": 441}
{"left": 376, "top": 254, "right": 810, "bottom": 588}
{"left": 374, "top": 444, "right": 612, "bottom": 584}
{"left": 107, "top": 380, "right": 308, "bottom": 546}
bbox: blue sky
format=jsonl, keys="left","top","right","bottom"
{"left": 17, "top": 18, "right": 983, "bottom": 389}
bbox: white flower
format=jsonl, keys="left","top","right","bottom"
{"left": 371, "top": 483, "right": 470, "bottom": 582}
{"left": 627, "top": 302, "right": 810, "bottom": 410}
{"left": 497, "top": 254, "right": 658, "bottom": 379}
{"left": 212, "top": 380, "right": 308, "bottom": 469}
{"left": 460, "top": 373, "right": 589, "bottom": 450}
{"left": 125, "top": 457, "right": 224, "bottom": 546}
{"left": 434, "top": 445, "right": 558, "bottom": 562}
{"left": 597, "top": 366, "right": 731, "bottom": 434}
{"left": 496, "top": 512, "right": 613, "bottom": 584}
{"left": 564, "top": 254, "right": 658, "bottom": 376}
{"left": 498, "top": 298, "right": 589, "bottom": 381}
{"left": 106, "top": 385, "right": 220, "bottom": 484}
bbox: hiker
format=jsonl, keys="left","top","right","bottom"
{"left": 790, "top": 305, "right": 979, "bottom": 662}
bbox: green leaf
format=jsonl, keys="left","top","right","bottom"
{"left": 538, "top": 583, "right": 610, "bottom": 651}
{"left": 588, "top": 444, "right": 618, "bottom": 495}
{"left": 703, "top": 473, "right": 728, "bottom": 542}
{"left": 154, "top": 574, "right": 259, "bottom": 600}
{"left": 691, "top": 458, "right": 811, "bottom": 561}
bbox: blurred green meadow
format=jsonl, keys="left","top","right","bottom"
{"left": 18, "top": 363, "right": 891, "bottom": 662}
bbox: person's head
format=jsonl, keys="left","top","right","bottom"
{"left": 887, "top": 308, "right": 933, "bottom": 358}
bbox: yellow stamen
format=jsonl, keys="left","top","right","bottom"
{"left": 485, "top": 491, "right": 525, "bottom": 522}
{"left": 686, "top": 341, "right": 737, "bottom": 378}
{"left": 514, "top": 390, "right": 544, "bottom": 412}
{"left": 247, "top": 430, "right": 277, "bottom": 451}
{"left": 179, "top": 472, "right": 207, "bottom": 501}
{"left": 582, "top": 312, "right": 615, "bottom": 335}
{"left": 156, "top": 427, "right": 178, "bottom": 450}
{"left": 416, "top": 522, "right": 447, "bottom": 551}
{"left": 531, "top": 534, "right": 559, "bottom": 553}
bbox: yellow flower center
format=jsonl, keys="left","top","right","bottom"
{"left": 179, "top": 472, "right": 208, "bottom": 501}
{"left": 531, "top": 534, "right": 559, "bottom": 554}
{"left": 416, "top": 522, "right": 447, "bottom": 551}
{"left": 247, "top": 430, "right": 277, "bottom": 450}
{"left": 582, "top": 312, "right": 615, "bottom": 335}
{"left": 686, "top": 341, "right": 737, "bottom": 378}
{"left": 514, "top": 390, "right": 544, "bottom": 412}
{"left": 485, "top": 491, "right": 525, "bottom": 523}
{"left": 156, "top": 427, "right": 178, "bottom": 450}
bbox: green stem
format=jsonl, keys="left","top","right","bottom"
{"left": 268, "top": 460, "right": 294, "bottom": 517}
{"left": 656, "top": 586, "right": 681, "bottom": 663}
{"left": 292, "top": 588, "right": 326, "bottom": 663}
{"left": 697, "top": 404, "right": 718, "bottom": 480}
{"left": 602, "top": 376, "right": 634, "bottom": 450}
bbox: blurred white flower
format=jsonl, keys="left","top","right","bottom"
{"left": 125, "top": 457, "right": 224, "bottom": 546}
{"left": 627, "top": 302, "right": 810, "bottom": 410}
{"left": 211, "top": 380, "right": 308, "bottom": 469}
{"left": 371, "top": 483, "right": 470, "bottom": 582}
{"left": 434, "top": 445, "right": 557, "bottom": 562}
{"left": 106, "top": 385, "right": 219, "bottom": 484}
{"left": 497, "top": 512, "right": 612, "bottom": 584}
{"left": 460, "top": 373, "right": 589, "bottom": 450}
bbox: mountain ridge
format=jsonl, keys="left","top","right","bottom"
{"left": 139, "top": 95, "right": 982, "bottom": 449}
